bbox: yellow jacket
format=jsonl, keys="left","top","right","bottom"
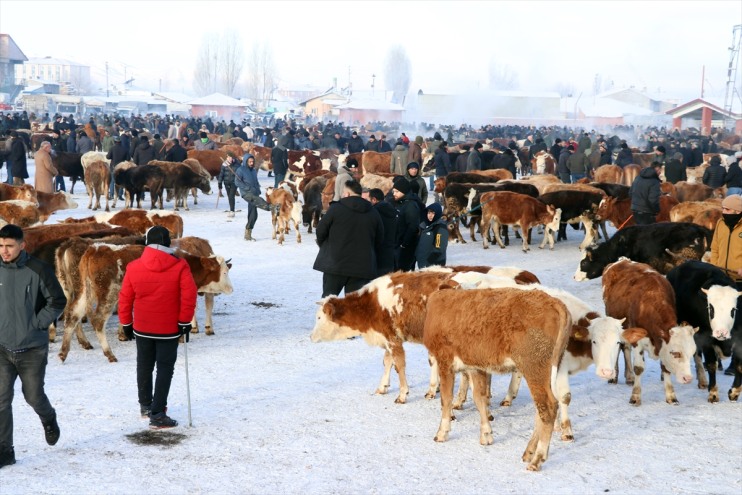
{"left": 710, "top": 217, "right": 742, "bottom": 280}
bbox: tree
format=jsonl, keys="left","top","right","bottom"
{"left": 219, "top": 29, "right": 245, "bottom": 97}
{"left": 193, "top": 33, "right": 219, "bottom": 96}
{"left": 246, "top": 41, "right": 277, "bottom": 111}
{"left": 383, "top": 45, "right": 411, "bottom": 104}
{"left": 488, "top": 60, "right": 518, "bottom": 90}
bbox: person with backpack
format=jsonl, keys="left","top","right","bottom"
{"left": 416, "top": 203, "right": 449, "bottom": 269}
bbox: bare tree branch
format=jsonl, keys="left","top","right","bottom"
{"left": 246, "top": 41, "right": 277, "bottom": 111}
{"left": 193, "top": 33, "right": 219, "bottom": 96}
{"left": 488, "top": 59, "right": 518, "bottom": 90}
{"left": 219, "top": 29, "right": 245, "bottom": 97}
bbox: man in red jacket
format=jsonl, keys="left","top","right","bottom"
{"left": 118, "top": 226, "right": 197, "bottom": 429}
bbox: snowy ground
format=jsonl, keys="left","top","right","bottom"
{"left": 2, "top": 159, "right": 741, "bottom": 495}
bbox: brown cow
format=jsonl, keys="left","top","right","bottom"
{"left": 84, "top": 160, "right": 111, "bottom": 212}
{"left": 35, "top": 191, "right": 78, "bottom": 223}
{"left": 360, "top": 151, "right": 392, "bottom": 174}
{"left": 0, "top": 201, "right": 43, "bottom": 228}
{"left": 186, "top": 149, "right": 228, "bottom": 177}
{"left": 514, "top": 174, "right": 562, "bottom": 195}
{"left": 593, "top": 165, "right": 624, "bottom": 184}
{"left": 673, "top": 181, "right": 720, "bottom": 202}
{"left": 241, "top": 144, "right": 272, "bottom": 171}
{"left": 692, "top": 207, "right": 722, "bottom": 230}
{"left": 60, "top": 210, "right": 184, "bottom": 238}
{"left": 149, "top": 160, "right": 211, "bottom": 211}
{"left": 423, "top": 288, "right": 571, "bottom": 471}
{"left": 602, "top": 259, "right": 698, "bottom": 405}
{"left": 0, "top": 183, "right": 37, "bottom": 203}
{"left": 595, "top": 195, "right": 679, "bottom": 228}
{"left": 265, "top": 186, "right": 301, "bottom": 245}
{"left": 669, "top": 199, "right": 722, "bottom": 223}
{"left": 478, "top": 191, "right": 561, "bottom": 251}
{"left": 622, "top": 164, "right": 641, "bottom": 187}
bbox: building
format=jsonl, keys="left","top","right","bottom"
{"left": 334, "top": 99, "right": 405, "bottom": 124}
{"left": 188, "top": 92, "right": 248, "bottom": 120}
{"left": 596, "top": 87, "right": 678, "bottom": 114}
{"left": 15, "top": 56, "right": 91, "bottom": 94}
{"left": 299, "top": 90, "right": 347, "bottom": 120}
{"left": 0, "top": 33, "right": 28, "bottom": 103}
{"left": 666, "top": 98, "right": 742, "bottom": 135}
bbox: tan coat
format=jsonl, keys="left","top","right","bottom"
{"left": 710, "top": 216, "right": 742, "bottom": 281}
{"left": 34, "top": 148, "right": 58, "bottom": 194}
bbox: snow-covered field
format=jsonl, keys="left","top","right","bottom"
{"left": 3, "top": 159, "right": 741, "bottom": 495}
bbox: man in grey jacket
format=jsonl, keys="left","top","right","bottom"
{"left": 0, "top": 224, "right": 67, "bottom": 469}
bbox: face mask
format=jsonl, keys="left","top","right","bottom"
{"left": 722, "top": 212, "right": 742, "bottom": 229}
{"left": 201, "top": 137, "right": 208, "bottom": 143}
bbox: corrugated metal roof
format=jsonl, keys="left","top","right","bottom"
{"left": 187, "top": 92, "right": 248, "bottom": 106}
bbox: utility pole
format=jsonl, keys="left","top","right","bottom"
{"left": 723, "top": 24, "right": 742, "bottom": 130}
{"left": 105, "top": 61, "right": 109, "bottom": 97}
{"left": 372, "top": 74, "right": 376, "bottom": 97}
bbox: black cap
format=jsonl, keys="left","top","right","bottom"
{"left": 145, "top": 226, "right": 171, "bottom": 247}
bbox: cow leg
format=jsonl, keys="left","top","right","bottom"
{"left": 481, "top": 216, "right": 491, "bottom": 249}
{"left": 521, "top": 374, "right": 557, "bottom": 471}
{"left": 86, "top": 288, "right": 118, "bottom": 363}
{"left": 694, "top": 352, "right": 708, "bottom": 389}
{"left": 500, "top": 370, "right": 523, "bottom": 407}
{"left": 471, "top": 370, "right": 494, "bottom": 446}
{"left": 104, "top": 184, "right": 110, "bottom": 212}
{"left": 59, "top": 296, "right": 90, "bottom": 362}
{"left": 434, "top": 360, "right": 455, "bottom": 442}
{"left": 553, "top": 365, "right": 574, "bottom": 441}
{"left": 494, "top": 220, "right": 507, "bottom": 249}
{"left": 579, "top": 218, "right": 595, "bottom": 251}
{"left": 390, "top": 341, "right": 409, "bottom": 404}
{"left": 729, "top": 354, "right": 742, "bottom": 401}
{"left": 520, "top": 222, "right": 530, "bottom": 252}
{"left": 703, "top": 347, "right": 719, "bottom": 403}
{"left": 424, "top": 354, "right": 439, "bottom": 399}
{"left": 192, "top": 187, "right": 198, "bottom": 206}
{"left": 629, "top": 348, "right": 645, "bottom": 405}
{"left": 662, "top": 369, "right": 679, "bottom": 404}
{"left": 271, "top": 210, "right": 278, "bottom": 240}
{"left": 452, "top": 371, "right": 470, "bottom": 409}
{"left": 557, "top": 222, "right": 567, "bottom": 242}
{"left": 48, "top": 323, "right": 56, "bottom": 343}
{"left": 203, "top": 293, "right": 215, "bottom": 335}
{"left": 622, "top": 343, "right": 635, "bottom": 385}
{"left": 375, "top": 350, "right": 393, "bottom": 395}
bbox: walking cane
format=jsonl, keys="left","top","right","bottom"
{"left": 183, "top": 338, "right": 193, "bottom": 427}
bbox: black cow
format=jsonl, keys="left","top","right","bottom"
{"left": 444, "top": 172, "right": 500, "bottom": 186}
{"left": 590, "top": 182, "right": 630, "bottom": 200}
{"left": 114, "top": 165, "right": 166, "bottom": 210}
{"left": 538, "top": 190, "right": 604, "bottom": 250}
{"left": 481, "top": 149, "right": 518, "bottom": 177}
{"left": 301, "top": 174, "right": 330, "bottom": 234}
{"left": 163, "top": 164, "right": 211, "bottom": 211}
{"left": 574, "top": 222, "right": 712, "bottom": 281}
{"left": 666, "top": 261, "right": 742, "bottom": 402}
{"left": 52, "top": 152, "right": 84, "bottom": 194}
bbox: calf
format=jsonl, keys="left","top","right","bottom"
{"left": 52, "top": 152, "right": 84, "bottom": 194}
{"left": 265, "top": 186, "right": 301, "bottom": 245}
{"left": 151, "top": 160, "right": 211, "bottom": 211}
{"left": 114, "top": 164, "right": 165, "bottom": 209}
{"left": 0, "top": 200, "right": 42, "bottom": 228}
{"left": 301, "top": 174, "right": 331, "bottom": 234}
{"left": 602, "top": 259, "right": 698, "bottom": 405}
{"left": 84, "top": 160, "right": 111, "bottom": 212}
{"left": 574, "top": 222, "right": 712, "bottom": 280}
{"left": 666, "top": 261, "right": 742, "bottom": 402}
{"left": 538, "top": 190, "right": 604, "bottom": 250}
{"left": 478, "top": 191, "right": 561, "bottom": 251}
{"left": 35, "top": 190, "right": 78, "bottom": 222}
{"left": 423, "top": 288, "right": 571, "bottom": 471}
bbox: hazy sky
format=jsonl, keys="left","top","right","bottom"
{"left": 1, "top": 0, "right": 741, "bottom": 103}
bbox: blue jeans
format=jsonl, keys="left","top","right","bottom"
{"left": 0, "top": 345, "right": 56, "bottom": 450}
{"left": 727, "top": 187, "right": 742, "bottom": 197}
{"left": 570, "top": 173, "right": 585, "bottom": 183}
{"left": 136, "top": 336, "right": 179, "bottom": 415}
{"left": 55, "top": 175, "right": 66, "bottom": 192}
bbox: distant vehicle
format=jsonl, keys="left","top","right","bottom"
{"left": 0, "top": 103, "right": 12, "bottom": 111}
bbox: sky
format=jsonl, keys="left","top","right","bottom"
{"left": 1, "top": 0, "right": 741, "bottom": 103}
{"left": 2, "top": 157, "right": 741, "bottom": 494}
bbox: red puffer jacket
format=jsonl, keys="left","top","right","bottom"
{"left": 118, "top": 246, "right": 197, "bottom": 338}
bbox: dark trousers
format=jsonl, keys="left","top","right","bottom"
{"left": 55, "top": 175, "right": 66, "bottom": 192}
{"left": 0, "top": 346, "right": 56, "bottom": 450}
{"left": 224, "top": 183, "right": 237, "bottom": 212}
{"left": 633, "top": 211, "right": 656, "bottom": 225}
{"left": 242, "top": 191, "right": 269, "bottom": 230}
{"left": 395, "top": 245, "right": 417, "bottom": 271}
{"left": 136, "top": 336, "right": 179, "bottom": 415}
{"left": 274, "top": 173, "right": 286, "bottom": 188}
{"left": 322, "top": 273, "right": 370, "bottom": 298}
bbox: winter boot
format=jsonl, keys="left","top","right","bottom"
{"left": 244, "top": 228, "right": 254, "bottom": 241}
{"left": 227, "top": 211, "right": 235, "bottom": 218}
{"left": 149, "top": 412, "right": 178, "bottom": 430}
{"left": 42, "top": 413, "right": 60, "bottom": 446}
{"left": 0, "top": 447, "right": 15, "bottom": 469}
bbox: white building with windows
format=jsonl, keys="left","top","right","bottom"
{"left": 15, "top": 56, "right": 90, "bottom": 93}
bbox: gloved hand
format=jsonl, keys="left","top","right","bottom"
{"left": 178, "top": 322, "right": 192, "bottom": 343}
{"left": 123, "top": 323, "right": 134, "bottom": 340}
{"left": 218, "top": 189, "right": 224, "bottom": 198}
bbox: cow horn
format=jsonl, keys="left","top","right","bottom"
{"left": 664, "top": 248, "right": 683, "bottom": 259}
{"left": 225, "top": 258, "right": 232, "bottom": 264}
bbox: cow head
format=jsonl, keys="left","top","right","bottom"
{"left": 197, "top": 255, "right": 233, "bottom": 295}
{"left": 574, "top": 248, "right": 603, "bottom": 281}
{"left": 310, "top": 297, "right": 361, "bottom": 342}
{"left": 577, "top": 316, "right": 626, "bottom": 379}
{"left": 658, "top": 324, "right": 698, "bottom": 384}
{"left": 544, "top": 206, "right": 562, "bottom": 233}
{"left": 700, "top": 285, "right": 741, "bottom": 341}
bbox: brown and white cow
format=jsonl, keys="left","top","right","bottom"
{"left": 530, "top": 151, "right": 555, "bottom": 175}
{"left": 0, "top": 200, "right": 43, "bottom": 228}
{"left": 423, "top": 288, "right": 571, "bottom": 471}
{"left": 592, "top": 165, "right": 624, "bottom": 184}
{"left": 0, "top": 183, "right": 37, "bottom": 204}
{"left": 265, "top": 186, "right": 301, "bottom": 245}
{"left": 84, "top": 160, "right": 111, "bottom": 212}
{"left": 669, "top": 199, "right": 722, "bottom": 223}
{"left": 595, "top": 195, "right": 679, "bottom": 228}
{"left": 602, "top": 258, "right": 698, "bottom": 405}
{"left": 478, "top": 191, "right": 561, "bottom": 251}
{"left": 61, "top": 209, "right": 184, "bottom": 238}
{"left": 59, "top": 242, "right": 233, "bottom": 362}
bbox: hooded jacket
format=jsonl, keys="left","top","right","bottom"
{"left": 313, "top": 196, "right": 384, "bottom": 280}
{"left": 118, "top": 245, "right": 197, "bottom": 338}
{"left": 415, "top": 203, "right": 449, "bottom": 269}
{"left": 629, "top": 166, "right": 661, "bottom": 215}
{"left": 132, "top": 140, "right": 156, "bottom": 166}
{"left": 235, "top": 154, "right": 261, "bottom": 197}
{"left": 373, "top": 200, "right": 399, "bottom": 276}
{"left": 0, "top": 250, "right": 67, "bottom": 351}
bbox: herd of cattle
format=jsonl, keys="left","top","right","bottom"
{"left": 2, "top": 130, "right": 741, "bottom": 471}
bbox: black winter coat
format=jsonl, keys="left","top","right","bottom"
{"left": 164, "top": 143, "right": 187, "bottom": 162}
{"left": 630, "top": 167, "right": 660, "bottom": 215}
{"left": 106, "top": 143, "right": 131, "bottom": 167}
{"left": 615, "top": 148, "right": 634, "bottom": 168}
{"left": 313, "top": 196, "right": 384, "bottom": 280}
{"left": 725, "top": 162, "right": 742, "bottom": 188}
{"left": 702, "top": 164, "right": 726, "bottom": 188}
{"left": 434, "top": 147, "right": 452, "bottom": 176}
{"left": 395, "top": 196, "right": 421, "bottom": 248}
{"left": 374, "top": 201, "right": 399, "bottom": 276}
{"left": 9, "top": 138, "right": 28, "bottom": 178}
{"left": 347, "top": 136, "right": 364, "bottom": 153}
{"left": 132, "top": 142, "right": 156, "bottom": 166}
{"left": 664, "top": 159, "right": 686, "bottom": 184}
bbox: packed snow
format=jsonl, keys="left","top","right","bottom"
{"left": 2, "top": 159, "right": 741, "bottom": 495}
